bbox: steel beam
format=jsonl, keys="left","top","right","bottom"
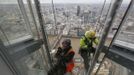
{"left": 51, "top": 0, "right": 57, "bottom": 32}
{"left": 95, "top": 41, "right": 134, "bottom": 72}
{"left": 27, "top": 0, "right": 50, "bottom": 71}
{"left": 95, "top": 0, "right": 134, "bottom": 74}
{"left": 107, "top": 44, "right": 134, "bottom": 71}
{"left": 87, "top": 0, "right": 123, "bottom": 75}
{"left": 34, "top": 0, "right": 53, "bottom": 68}
{"left": 7, "top": 40, "right": 43, "bottom": 61}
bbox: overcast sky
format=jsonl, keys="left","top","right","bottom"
{"left": 40, "top": 0, "right": 130, "bottom": 4}
{"left": 0, "top": 0, "right": 130, "bottom": 4}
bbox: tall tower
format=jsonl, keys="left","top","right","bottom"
{"left": 77, "top": 5, "right": 81, "bottom": 16}
{"left": 83, "top": 11, "right": 90, "bottom": 25}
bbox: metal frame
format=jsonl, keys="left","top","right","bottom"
{"left": 8, "top": 40, "right": 43, "bottom": 61}
{"left": 87, "top": 0, "right": 123, "bottom": 75}
{"left": 107, "top": 43, "right": 134, "bottom": 71}
{"left": 95, "top": 0, "right": 107, "bottom": 31}
{"left": 51, "top": 24, "right": 66, "bottom": 49}
{"left": 95, "top": 0, "right": 134, "bottom": 74}
{"left": 98, "top": 0, "right": 112, "bottom": 38}
{"left": 0, "top": 0, "right": 45, "bottom": 75}
{"left": 17, "top": 0, "right": 33, "bottom": 36}
{"left": 27, "top": 0, "right": 40, "bottom": 39}
{"left": 34, "top": 0, "right": 53, "bottom": 68}
{"left": 0, "top": 40, "right": 21, "bottom": 75}
{"left": 95, "top": 42, "right": 134, "bottom": 73}
{"left": 51, "top": 0, "right": 57, "bottom": 31}
{"left": 27, "top": 0, "right": 50, "bottom": 70}
{"left": 0, "top": 38, "right": 46, "bottom": 75}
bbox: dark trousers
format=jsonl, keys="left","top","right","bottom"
{"left": 79, "top": 49, "right": 90, "bottom": 72}
{"left": 81, "top": 51, "right": 90, "bottom": 72}
{"left": 79, "top": 48, "right": 96, "bottom": 72}
{"left": 48, "top": 62, "right": 66, "bottom": 75}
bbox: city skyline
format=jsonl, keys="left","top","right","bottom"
{"left": 0, "top": 0, "right": 130, "bottom": 4}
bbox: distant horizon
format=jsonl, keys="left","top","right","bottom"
{"left": 0, "top": 0, "right": 130, "bottom": 4}
{"left": 0, "top": 3, "right": 129, "bottom": 5}
{"left": 0, "top": 3, "right": 112, "bottom": 4}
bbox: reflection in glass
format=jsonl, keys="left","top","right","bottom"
{"left": 0, "top": 0, "right": 32, "bottom": 45}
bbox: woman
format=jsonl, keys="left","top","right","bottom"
{"left": 48, "top": 39, "right": 75, "bottom": 75}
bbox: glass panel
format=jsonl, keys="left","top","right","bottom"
{"left": 104, "top": 0, "right": 132, "bottom": 46}
{"left": 0, "top": 0, "right": 32, "bottom": 45}
{"left": 22, "top": 0, "right": 41, "bottom": 39}
{"left": 14, "top": 50, "right": 47, "bottom": 75}
{"left": 98, "top": 1, "right": 134, "bottom": 75}
{"left": 39, "top": 0, "right": 113, "bottom": 48}
{"left": 0, "top": 56, "right": 14, "bottom": 75}
{"left": 40, "top": 1, "right": 58, "bottom": 47}
{"left": 109, "top": 0, "right": 134, "bottom": 50}
{"left": 116, "top": 5, "right": 134, "bottom": 44}
{"left": 0, "top": 0, "right": 47, "bottom": 75}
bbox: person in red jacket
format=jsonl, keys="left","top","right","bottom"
{"left": 48, "top": 39, "right": 75, "bottom": 75}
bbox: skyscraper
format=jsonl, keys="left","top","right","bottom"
{"left": 76, "top": 5, "right": 81, "bottom": 16}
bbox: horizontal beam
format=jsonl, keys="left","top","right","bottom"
{"left": 106, "top": 44, "right": 134, "bottom": 70}
{"left": 7, "top": 39, "right": 43, "bottom": 61}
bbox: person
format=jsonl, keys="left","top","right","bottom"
{"left": 48, "top": 39, "right": 75, "bottom": 75}
{"left": 79, "top": 30, "right": 99, "bottom": 72}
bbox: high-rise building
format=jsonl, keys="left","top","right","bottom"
{"left": 76, "top": 5, "right": 81, "bottom": 16}
{"left": 81, "top": 11, "right": 91, "bottom": 25}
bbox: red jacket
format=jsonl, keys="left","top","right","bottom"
{"left": 55, "top": 46, "right": 75, "bottom": 73}
{"left": 65, "top": 48, "right": 75, "bottom": 72}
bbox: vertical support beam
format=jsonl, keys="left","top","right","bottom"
{"left": 51, "top": 0, "right": 57, "bottom": 34}
{"left": 27, "top": 0, "right": 50, "bottom": 70}
{"left": 33, "top": 0, "right": 53, "bottom": 68}
{"left": 95, "top": 0, "right": 107, "bottom": 31}
{"left": 27, "top": 0, "right": 40, "bottom": 38}
{"left": 86, "top": 0, "right": 123, "bottom": 75}
{"left": 95, "top": 0, "right": 134, "bottom": 74}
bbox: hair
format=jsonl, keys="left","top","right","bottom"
{"left": 62, "top": 38, "right": 71, "bottom": 46}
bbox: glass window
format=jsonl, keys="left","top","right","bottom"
{"left": 113, "top": 0, "right": 134, "bottom": 49}
{"left": 0, "top": 0, "right": 47, "bottom": 75}
{"left": 0, "top": 0, "right": 32, "bottom": 45}
{"left": 40, "top": 1, "right": 62, "bottom": 47}
{"left": 116, "top": 8, "right": 134, "bottom": 44}
{"left": 93, "top": 1, "right": 133, "bottom": 75}
{"left": 0, "top": 56, "right": 14, "bottom": 75}
{"left": 104, "top": 0, "right": 133, "bottom": 46}
{"left": 14, "top": 50, "right": 47, "bottom": 75}
{"left": 22, "top": 0, "right": 41, "bottom": 39}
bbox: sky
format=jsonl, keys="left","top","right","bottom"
{"left": 40, "top": 0, "right": 130, "bottom": 4}
{"left": 0, "top": 0, "right": 130, "bottom": 4}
